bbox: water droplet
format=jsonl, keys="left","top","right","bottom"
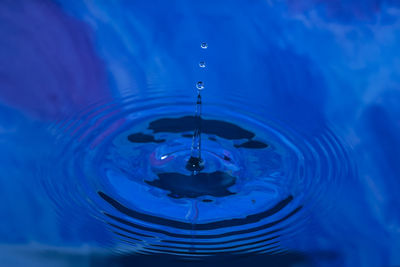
{"left": 199, "top": 61, "right": 206, "bottom": 68}
{"left": 201, "top": 42, "right": 208, "bottom": 49}
{"left": 196, "top": 81, "right": 204, "bottom": 90}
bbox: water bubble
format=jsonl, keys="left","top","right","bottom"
{"left": 196, "top": 81, "right": 204, "bottom": 90}
{"left": 201, "top": 42, "right": 208, "bottom": 49}
{"left": 199, "top": 61, "right": 206, "bottom": 68}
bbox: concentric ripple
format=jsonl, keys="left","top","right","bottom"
{"left": 41, "top": 94, "right": 355, "bottom": 257}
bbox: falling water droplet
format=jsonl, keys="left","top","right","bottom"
{"left": 201, "top": 42, "right": 208, "bottom": 49}
{"left": 199, "top": 61, "right": 206, "bottom": 68}
{"left": 196, "top": 81, "right": 204, "bottom": 90}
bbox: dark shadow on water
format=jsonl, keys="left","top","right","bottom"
{"left": 0, "top": 245, "right": 340, "bottom": 266}
{"left": 146, "top": 171, "right": 236, "bottom": 198}
{"left": 234, "top": 140, "right": 269, "bottom": 149}
{"left": 90, "top": 252, "right": 311, "bottom": 267}
{"left": 149, "top": 116, "right": 255, "bottom": 140}
{"left": 127, "top": 133, "right": 165, "bottom": 143}
{"left": 98, "top": 192, "right": 298, "bottom": 231}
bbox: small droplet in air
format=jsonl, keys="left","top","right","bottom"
{"left": 201, "top": 42, "right": 208, "bottom": 49}
{"left": 196, "top": 81, "right": 204, "bottom": 90}
{"left": 199, "top": 61, "right": 206, "bottom": 68}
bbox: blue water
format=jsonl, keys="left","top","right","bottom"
{"left": 1, "top": 0, "right": 400, "bottom": 266}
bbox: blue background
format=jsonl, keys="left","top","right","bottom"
{"left": 0, "top": 0, "right": 400, "bottom": 266}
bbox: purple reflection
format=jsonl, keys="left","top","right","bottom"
{"left": 0, "top": 0, "right": 110, "bottom": 119}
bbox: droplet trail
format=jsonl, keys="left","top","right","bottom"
{"left": 196, "top": 81, "right": 204, "bottom": 90}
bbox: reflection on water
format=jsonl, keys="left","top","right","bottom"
{"left": 1, "top": 0, "right": 400, "bottom": 266}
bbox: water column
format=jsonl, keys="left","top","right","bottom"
{"left": 186, "top": 42, "right": 207, "bottom": 174}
